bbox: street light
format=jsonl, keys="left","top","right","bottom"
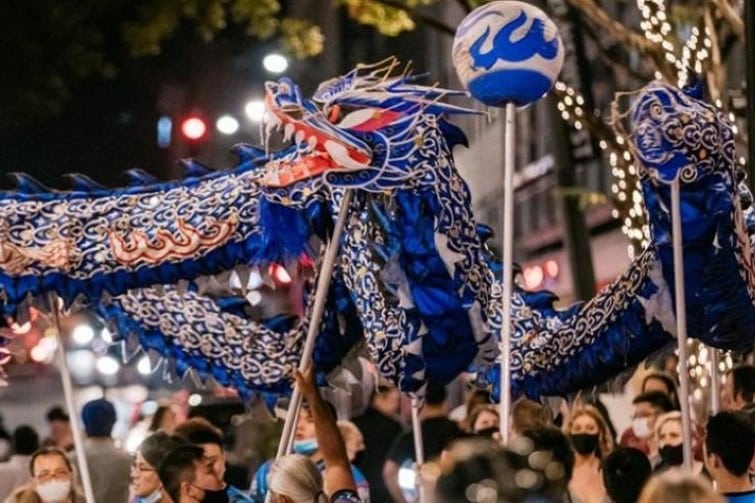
{"left": 180, "top": 116, "right": 208, "bottom": 142}
{"left": 216, "top": 115, "right": 240, "bottom": 135}
{"left": 72, "top": 324, "right": 95, "bottom": 345}
{"left": 157, "top": 116, "right": 172, "bottom": 148}
{"left": 263, "top": 53, "right": 288, "bottom": 74}
{"left": 137, "top": 355, "right": 152, "bottom": 376}
{"left": 96, "top": 355, "right": 120, "bottom": 376}
{"left": 245, "top": 100, "right": 266, "bottom": 122}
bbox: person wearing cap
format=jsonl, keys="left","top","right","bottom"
{"left": 70, "top": 398, "right": 132, "bottom": 502}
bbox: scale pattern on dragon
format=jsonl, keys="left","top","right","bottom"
{"left": 0, "top": 59, "right": 754, "bottom": 400}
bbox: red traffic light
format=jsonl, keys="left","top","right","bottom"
{"left": 180, "top": 116, "right": 208, "bottom": 141}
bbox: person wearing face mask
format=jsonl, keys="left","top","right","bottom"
{"left": 251, "top": 401, "right": 369, "bottom": 502}
{"left": 620, "top": 391, "right": 674, "bottom": 457}
{"left": 567, "top": 406, "right": 613, "bottom": 503}
{"left": 173, "top": 418, "right": 252, "bottom": 503}
{"left": 467, "top": 404, "right": 500, "bottom": 438}
{"left": 130, "top": 432, "right": 187, "bottom": 503}
{"left": 653, "top": 411, "right": 703, "bottom": 474}
{"left": 28, "top": 447, "right": 79, "bottom": 503}
{"left": 159, "top": 445, "right": 223, "bottom": 503}
{"left": 266, "top": 366, "right": 359, "bottom": 503}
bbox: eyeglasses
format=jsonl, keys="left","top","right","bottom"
{"left": 131, "top": 461, "right": 157, "bottom": 473}
{"left": 34, "top": 469, "right": 71, "bottom": 482}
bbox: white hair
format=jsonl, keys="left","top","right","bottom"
{"left": 268, "top": 454, "right": 327, "bottom": 503}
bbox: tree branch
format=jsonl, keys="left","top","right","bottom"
{"left": 565, "top": 0, "right": 659, "bottom": 55}
{"left": 578, "top": 21, "right": 654, "bottom": 83}
{"left": 704, "top": 4, "right": 724, "bottom": 102}
{"left": 707, "top": 0, "right": 744, "bottom": 38}
{"left": 369, "top": 0, "right": 457, "bottom": 35}
{"left": 454, "top": 0, "right": 473, "bottom": 14}
{"left": 566, "top": 0, "right": 678, "bottom": 81}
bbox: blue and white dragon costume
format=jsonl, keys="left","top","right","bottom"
{"left": 0, "top": 59, "right": 753, "bottom": 401}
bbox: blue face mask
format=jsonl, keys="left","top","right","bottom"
{"left": 293, "top": 438, "right": 319, "bottom": 455}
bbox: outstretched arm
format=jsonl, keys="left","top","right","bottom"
{"left": 295, "top": 366, "right": 356, "bottom": 494}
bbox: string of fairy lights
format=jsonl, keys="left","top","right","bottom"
{"left": 552, "top": 0, "right": 745, "bottom": 401}
{"left": 553, "top": 0, "right": 723, "bottom": 257}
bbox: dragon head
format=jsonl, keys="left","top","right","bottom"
{"left": 258, "top": 58, "right": 478, "bottom": 207}
{"left": 624, "top": 79, "right": 736, "bottom": 185}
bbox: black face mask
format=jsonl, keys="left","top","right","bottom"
{"left": 201, "top": 488, "right": 229, "bottom": 503}
{"left": 659, "top": 444, "right": 684, "bottom": 466}
{"left": 569, "top": 433, "right": 599, "bottom": 455}
{"left": 351, "top": 449, "right": 366, "bottom": 466}
{"left": 475, "top": 427, "right": 499, "bottom": 439}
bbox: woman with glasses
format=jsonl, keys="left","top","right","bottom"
{"left": 130, "top": 432, "right": 186, "bottom": 503}
{"left": 28, "top": 447, "right": 78, "bottom": 503}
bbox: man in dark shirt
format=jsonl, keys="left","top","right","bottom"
{"left": 353, "top": 384, "right": 403, "bottom": 502}
{"left": 383, "top": 383, "right": 462, "bottom": 503}
{"left": 705, "top": 411, "right": 755, "bottom": 503}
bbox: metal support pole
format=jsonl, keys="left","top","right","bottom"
{"left": 411, "top": 397, "right": 426, "bottom": 503}
{"left": 670, "top": 180, "right": 693, "bottom": 470}
{"left": 274, "top": 189, "right": 354, "bottom": 459}
{"left": 746, "top": 0, "right": 755, "bottom": 191}
{"left": 710, "top": 348, "right": 720, "bottom": 414}
{"left": 47, "top": 293, "right": 95, "bottom": 503}
{"left": 499, "top": 102, "right": 516, "bottom": 444}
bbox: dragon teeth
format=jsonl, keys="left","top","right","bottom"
{"left": 295, "top": 130, "right": 305, "bottom": 146}
{"left": 284, "top": 123, "right": 295, "bottom": 141}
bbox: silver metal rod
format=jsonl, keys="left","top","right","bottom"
{"left": 710, "top": 347, "right": 720, "bottom": 414}
{"left": 499, "top": 102, "right": 516, "bottom": 443}
{"left": 411, "top": 397, "right": 426, "bottom": 503}
{"left": 670, "top": 179, "right": 693, "bottom": 470}
{"left": 47, "top": 293, "right": 96, "bottom": 503}
{"left": 273, "top": 189, "right": 354, "bottom": 459}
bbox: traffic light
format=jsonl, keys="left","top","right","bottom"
{"left": 180, "top": 116, "right": 208, "bottom": 142}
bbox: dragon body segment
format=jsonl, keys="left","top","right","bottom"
{"left": 0, "top": 61, "right": 753, "bottom": 400}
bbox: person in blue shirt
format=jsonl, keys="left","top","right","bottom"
{"left": 705, "top": 411, "right": 755, "bottom": 503}
{"left": 253, "top": 366, "right": 362, "bottom": 503}
{"left": 174, "top": 417, "right": 253, "bottom": 503}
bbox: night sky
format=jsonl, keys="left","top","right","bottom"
{"left": 0, "top": 23, "right": 311, "bottom": 188}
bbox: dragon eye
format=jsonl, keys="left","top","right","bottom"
{"left": 650, "top": 103, "right": 663, "bottom": 119}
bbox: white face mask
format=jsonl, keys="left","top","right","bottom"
{"left": 36, "top": 479, "right": 71, "bottom": 502}
{"left": 632, "top": 417, "right": 653, "bottom": 439}
{"left": 141, "top": 488, "right": 163, "bottom": 503}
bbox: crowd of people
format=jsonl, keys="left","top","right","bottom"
{"left": 0, "top": 362, "right": 754, "bottom": 502}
